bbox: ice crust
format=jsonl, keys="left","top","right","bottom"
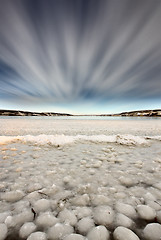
{"left": 0, "top": 134, "right": 151, "bottom": 146}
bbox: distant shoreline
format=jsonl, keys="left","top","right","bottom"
{"left": 0, "top": 109, "right": 161, "bottom": 117}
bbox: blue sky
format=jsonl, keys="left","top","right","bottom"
{"left": 0, "top": 0, "right": 161, "bottom": 114}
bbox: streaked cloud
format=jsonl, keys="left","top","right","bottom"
{"left": 0, "top": 0, "right": 161, "bottom": 110}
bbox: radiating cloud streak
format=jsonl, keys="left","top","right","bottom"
{"left": 0, "top": 0, "right": 161, "bottom": 108}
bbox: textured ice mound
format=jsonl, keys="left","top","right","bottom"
{"left": 0, "top": 134, "right": 149, "bottom": 146}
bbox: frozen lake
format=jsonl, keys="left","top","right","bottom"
{"left": 0, "top": 117, "right": 161, "bottom": 240}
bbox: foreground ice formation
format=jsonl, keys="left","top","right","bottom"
{"left": 143, "top": 223, "right": 161, "bottom": 240}
{"left": 33, "top": 199, "right": 50, "bottom": 213}
{"left": 36, "top": 212, "right": 58, "bottom": 228}
{"left": 115, "top": 202, "right": 137, "bottom": 219}
{"left": 1, "top": 118, "right": 161, "bottom": 239}
{"left": 19, "top": 222, "right": 37, "bottom": 238}
{"left": 115, "top": 213, "right": 134, "bottom": 228}
{"left": 58, "top": 209, "right": 77, "bottom": 226}
{"left": 113, "top": 226, "right": 140, "bottom": 240}
{"left": 1, "top": 190, "right": 25, "bottom": 202}
{"left": 76, "top": 217, "right": 95, "bottom": 235}
{"left": 87, "top": 225, "right": 110, "bottom": 240}
{"left": 93, "top": 206, "right": 114, "bottom": 227}
{"left": 136, "top": 205, "right": 156, "bottom": 220}
{"left": 47, "top": 223, "right": 74, "bottom": 239}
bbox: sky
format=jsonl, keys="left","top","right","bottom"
{"left": 0, "top": 0, "right": 161, "bottom": 114}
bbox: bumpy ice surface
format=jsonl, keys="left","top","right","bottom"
{"left": 0, "top": 117, "right": 161, "bottom": 240}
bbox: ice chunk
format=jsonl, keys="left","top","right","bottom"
{"left": 4, "top": 216, "right": 14, "bottom": 228}
{"left": 143, "top": 223, "right": 161, "bottom": 240}
{"left": 1, "top": 190, "right": 24, "bottom": 202}
{"left": 36, "top": 212, "right": 58, "bottom": 228}
{"left": 27, "top": 183, "right": 42, "bottom": 193}
{"left": 58, "top": 209, "right": 77, "bottom": 226}
{"left": 115, "top": 202, "right": 137, "bottom": 219}
{"left": 115, "top": 213, "right": 134, "bottom": 228}
{"left": 109, "top": 187, "right": 117, "bottom": 193}
{"left": 25, "top": 192, "right": 41, "bottom": 203}
{"left": 77, "top": 184, "right": 92, "bottom": 195}
{"left": 87, "top": 225, "right": 110, "bottom": 240}
{"left": 92, "top": 160, "right": 102, "bottom": 168}
{"left": 136, "top": 205, "right": 156, "bottom": 220}
{"left": 27, "top": 231, "right": 47, "bottom": 240}
{"left": 93, "top": 206, "right": 114, "bottom": 227}
{"left": 71, "top": 194, "right": 90, "bottom": 206}
{"left": 39, "top": 185, "right": 59, "bottom": 197}
{"left": 63, "top": 176, "right": 73, "bottom": 184}
{"left": 115, "top": 192, "right": 127, "bottom": 199}
{"left": 91, "top": 195, "right": 111, "bottom": 206}
{"left": 116, "top": 134, "right": 146, "bottom": 145}
{"left": 76, "top": 217, "right": 94, "bottom": 235}
{"left": 113, "top": 226, "right": 140, "bottom": 240}
{"left": 119, "top": 176, "right": 137, "bottom": 187}
{"left": 146, "top": 200, "right": 161, "bottom": 211}
{"left": 144, "top": 192, "right": 156, "bottom": 201}
{"left": 33, "top": 199, "right": 50, "bottom": 213}
{"left": 63, "top": 234, "right": 86, "bottom": 240}
{"left": 5, "top": 210, "right": 33, "bottom": 228}
{"left": 63, "top": 176, "right": 77, "bottom": 189}
{"left": 0, "top": 134, "right": 148, "bottom": 146}
{"left": 74, "top": 207, "right": 92, "bottom": 220}
{"left": 19, "top": 222, "right": 37, "bottom": 238}
{"left": 13, "top": 200, "right": 30, "bottom": 212}
{"left": 0, "top": 223, "right": 7, "bottom": 240}
{"left": 48, "top": 223, "right": 73, "bottom": 240}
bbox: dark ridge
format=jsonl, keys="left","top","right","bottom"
{"left": 0, "top": 109, "right": 72, "bottom": 116}
{"left": 0, "top": 109, "right": 161, "bottom": 117}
